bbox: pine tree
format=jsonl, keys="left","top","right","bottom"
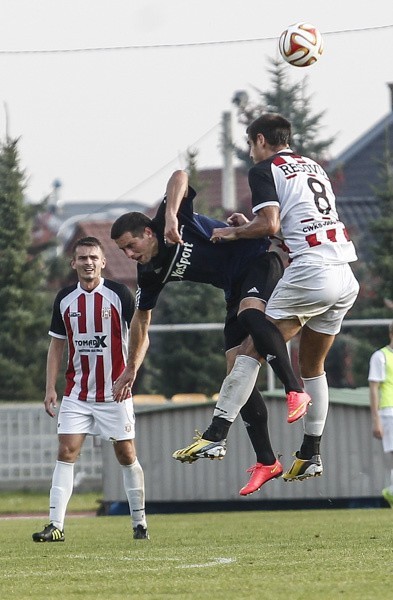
{"left": 232, "top": 57, "right": 334, "bottom": 166}
{"left": 148, "top": 281, "right": 226, "bottom": 397}
{"left": 370, "top": 142, "right": 393, "bottom": 304}
{"left": 0, "top": 139, "right": 49, "bottom": 400}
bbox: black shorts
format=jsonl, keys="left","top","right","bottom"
{"left": 223, "top": 252, "right": 284, "bottom": 352}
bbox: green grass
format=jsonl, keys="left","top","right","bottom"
{"left": 0, "top": 491, "right": 100, "bottom": 514}
{"left": 0, "top": 508, "right": 391, "bottom": 599}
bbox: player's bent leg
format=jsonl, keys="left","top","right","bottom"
{"left": 213, "top": 355, "right": 261, "bottom": 422}
{"left": 173, "top": 355, "right": 260, "bottom": 463}
{"left": 242, "top": 309, "right": 311, "bottom": 423}
{"left": 240, "top": 387, "right": 276, "bottom": 465}
{"left": 238, "top": 308, "right": 304, "bottom": 397}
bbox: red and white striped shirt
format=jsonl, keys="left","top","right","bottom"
{"left": 49, "top": 278, "right": 134, "bottom": 402}
{"left": 249, "top": 150, "right": 357, "bottom": 264}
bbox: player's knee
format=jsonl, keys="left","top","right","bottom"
{"left": 238, "top": 307, "right": 266, "bottom": 334}
{"left": 114, "top": 440, "right": 136, "bottom": 465}
{"left": 299, "top": 351, "right": 326, "bottom": 378}
{"left": 57, "top": 445, "right": 79, "bottom": 463}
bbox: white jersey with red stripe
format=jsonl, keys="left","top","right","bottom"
{"left": 49, "top": 278, "right": 134, "bottom": 403}
{"left": 249, "top": 149, "right": 357, "bottom": 264}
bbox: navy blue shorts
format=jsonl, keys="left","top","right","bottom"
{"left": 224, "top": 251, "right": 284, "bottom": 351}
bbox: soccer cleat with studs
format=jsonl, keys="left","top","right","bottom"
{"left": 286, "top": 391, "right": 312, "bottom": 423}
{"left": 282, "top": 453, "right": 323, "bottom": 481}
{"left": 32, "top": 523, "right": 65, "bottom": 542}
{"left": 239, "top": 459, "right": 283, "bottom": 496}
{"left": 133, "top": 524, "right": 150, "bottom": 540}
{"left": 172, "top": 431, "right": 227, "bottom": 463}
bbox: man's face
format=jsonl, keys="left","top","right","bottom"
{"left": 115, "top": 228, "right": 158, "bottom": 264}
{"left": 248, "top": 133, "right": 270, "bottom": 164}
{"left": 71, "top": 245, "right": 106, "bottom": 283}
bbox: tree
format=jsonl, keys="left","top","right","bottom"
{"left": 0, "top": 139, "right": 50, "bottom": 400}
{"left": 369, "top": 141, "right": 393, "bottom": 304}
{"left": 147, "top": 282, "right": 227, "bottom": 398}
{"left": 232, "top": 57, "right": 334, "bottom": 167}
{"left": 334, "top": 139, "right": 393, "bottom": 386}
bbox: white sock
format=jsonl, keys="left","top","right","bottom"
{"left": 122, "top": 459, "right": 147, "bottom": 529}
{"left": 302, "top": 372, "right": 329, "bottom": 437}
{"left": 49, "top": 461, "right": 74, "bottom": 530}
{"left": 213, "top": 355, "right": 261, "bottom": 422}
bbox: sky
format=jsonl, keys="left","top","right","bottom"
{"left": 1, "top": 0, "right": 393, "bottom": 208}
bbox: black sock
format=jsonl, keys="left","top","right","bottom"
{"left": 203, "top": 416, "right": 231, "bottom": 441}
{"left": 238, "top": 308, "right": 302, "bottom": 393}
{"left": 240, "top": 387, "right": 276, "bottom": 464}
{"left": 299, "top": 434, "right": 321, "bottom": 459}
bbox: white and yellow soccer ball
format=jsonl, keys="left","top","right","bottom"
{"left": 279, "top": 22, "right": 323, "bottom": 67}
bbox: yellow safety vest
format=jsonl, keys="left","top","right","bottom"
{"left": 380, "top": 346, "right": 393, "bottom": 408}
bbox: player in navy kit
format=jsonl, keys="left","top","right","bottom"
{"left": 208, "top": 113, "right": 359, "bottom": 485}
{"left": 111, "top": 170, "right": 310, "bottom": 495}
{"left": 32, "top": 237, "right": 149, "bottom": 542}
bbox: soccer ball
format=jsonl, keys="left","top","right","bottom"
{"left": 279, "top": 22, "right": 323, "bottom": 67}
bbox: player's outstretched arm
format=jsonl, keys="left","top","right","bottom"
{"left": 113, "top": 308, "right": 151, "bottom": 402}
{"left": 211, "top": 206, "right": 280, "bottom": 242}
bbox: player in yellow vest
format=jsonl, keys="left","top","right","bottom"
{"left": 368, "top": 321, "right": 393, "bottom": 507}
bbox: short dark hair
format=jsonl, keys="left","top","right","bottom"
{"left": 72, "top": 236, "right": 104, "bottom": 257}
{"left": 111, "top": 212, "right": 153, "bottom": 240}
{"left": 247, "top": 113, "right": 291, "bottom": 147}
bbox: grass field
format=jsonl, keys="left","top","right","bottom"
{"left": 1, "top": 503, "right": 391, "bottom": 600}
{"left": 0, "top": 491, "right": 99, "bottom": 515}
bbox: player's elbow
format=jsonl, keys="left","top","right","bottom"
{"left": 267, "top": 221, "right": 280, "bottom": 236}
{"left": 171, "top": 169, "right": 188, "bottom": 185}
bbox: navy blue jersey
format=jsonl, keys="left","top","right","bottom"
{"left": 136, "top": 187, "right": 270, "bottom": 310}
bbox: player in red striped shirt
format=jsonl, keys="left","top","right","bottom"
{"left": 32, "top": 237, "right": 149, "bottom": 542}
{"left": 209, "top": 113, "right": 359, "bottom": 486}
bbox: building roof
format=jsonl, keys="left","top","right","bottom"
{"left": 335, "top": 196, "right": 381, "bottom": 262}
{"left": 326, "top": 100, "right": 393, "bottom": 262}
{"left": 328, "top": 112, "right": 393, "bottom": 198}
{"left": 196, "top": 166, "right": 252, "bottom": 217}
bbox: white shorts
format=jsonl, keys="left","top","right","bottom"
{"left": 379, "top": 410, "right": 393, "bottom": 453}
{"left": 265, "top": 261, "right": 359, "bottom": 335}
{"left": 58, "top": 396, "right": 135, "bottom": 441}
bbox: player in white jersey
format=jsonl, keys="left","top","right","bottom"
{"left": 32, "top": 237, "right": 149, "bottom": 543}
{"left": 209, "top": 113, "right": 359, "bottom": 488}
